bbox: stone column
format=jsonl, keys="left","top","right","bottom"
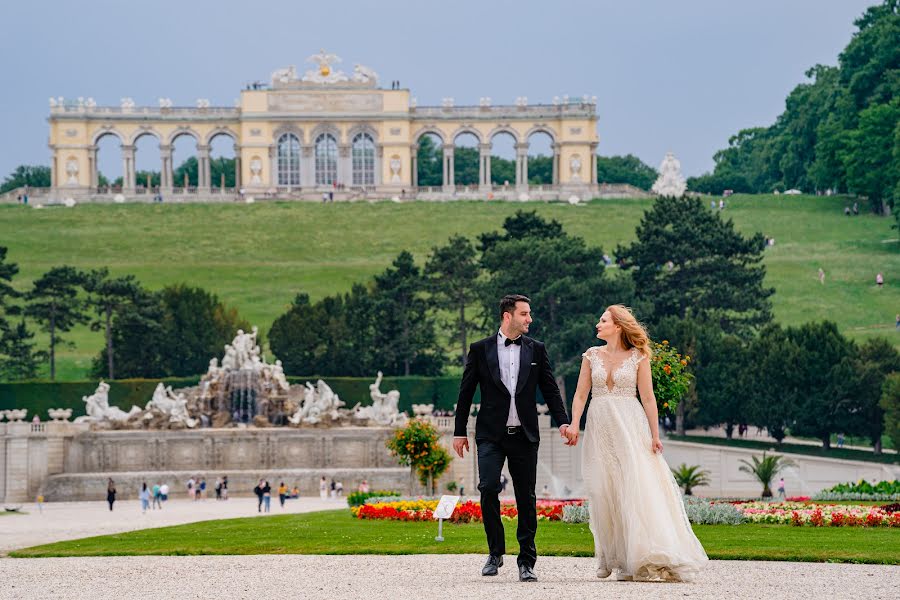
{"left": 442, "top": 145, "right": 455, "bottom": 192}
{"left": 551, "top": 143, "right": 560, "bottom": 186}
{"left": 479, "top": 143, "right": 492, "bottom": 192}
{"left": 410, "top": 144, "right": 418, "bottom": 188}
{"left": 88, "top": 145, "right": 99, "bottom": 190}
{"left": 301, "top": 144, "right": 315, "bottom": 188}
{"left": 269, "top": 146, "right": 279, "bottom": 188}
{"left": 338, "top": 143, "right": 351, "bottom": 188}
{"left": 197, "top": 144, "right": 211, "bottom": 194}
{"left": 233, "top": 144, "right": 242, "bottom": 189}
{"left": 49, "top": 146, "right": 58, "bottom": 192}
{"left": 159, "top": 144, "right": 173, "bottom": 194}
{"left": 515, "top": 143, "right": 529, "bottom": 191}
{"left": 590, "top": 143, "right": 598, "bottom": 188}
{"left": 121, "top": 144, "right": 136, "bottom": 194}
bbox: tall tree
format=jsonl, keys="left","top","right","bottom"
{"left": 746, "top": 324, "right": 802, "bottom": 443}
{"left": 479, "top": 212, "right": 636, "bottom": 400}
{"left": 372, "top": 251, "right": 444, "bottom": 376}
{"left": 91, "top": 289, "right": 167, "bottom": 379}
{"left": 596, "top": 154, "right": 658, "bottom": 189}
{"left": 786, "top": 321, "right": 859, "bottom": 448}
{"left": 0, "top": 165, "right": 51, "bottom": 193}
{"left": 851, "top": 337, "right": 900, "bottom": 453}
{"left": 0, "top": 319, "right": 39, "bottom": 380}
{"left": 0, "top": 246, "right": 21, "bottom": 335}
{"left": 424, "top": 235, "right": 482, "bottom": 366}
{"left": 616, "top": 196, "right": 773, "bottom": 335}
{"left": 880, "top": 372, "right": 900, "bottom": 451}
{"left": 82, "top": 268, "right": 144, "bottom": 379}
{"left": 24, "top": 266, "right": 88, "bottom": 379}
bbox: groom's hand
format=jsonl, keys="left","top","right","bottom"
{"left": 453, "top": 437, "right": 469, "bottom": 458}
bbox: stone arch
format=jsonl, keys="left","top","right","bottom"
{"left": 310, "top": 123, "right": 342, "bottom": 144}
{"left": 450, "top": 126, "right": 483, "bottom": 145}
{"left": 129, "top": 128, "right": 161, "bottom": 145}
{"left": 412, "top": 126, "right": 447, "bottom": 146}
{"left": 204, "top": 126, "right": 238, "bottom": 146}
{"left": 272, "top": 124, "right": 304, "bottom": 144}
{"left": 347, "top": 123, "right": 379, "bottom": 144}
{"left": 165, "top": 127, "right": 200, "bottom": 146}
{"left": 91, "top": 127, "right": 125, "bottom": 146}
{"left": 487, "top": 126, "right": 520, "bottom": 145}
{"left": 524, "top": 125, "right": 557, "bottom": 145}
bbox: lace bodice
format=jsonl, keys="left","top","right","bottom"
{"left": 582, "top": 346, "right": 643, "bottom": 398}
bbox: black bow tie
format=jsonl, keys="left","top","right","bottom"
{"left": 504, "top": 336, "right": 522, "bottom": 347}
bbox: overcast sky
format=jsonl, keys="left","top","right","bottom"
{"left": 0, "top": 0, "right": 876, "bottom": 179}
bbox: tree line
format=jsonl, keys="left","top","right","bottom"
{"left": 687, "top": 0, "right": 900, "bottom": 216}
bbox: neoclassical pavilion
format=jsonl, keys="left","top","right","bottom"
{"left": 47, "top": 52, "right": 599, "bottom": 201}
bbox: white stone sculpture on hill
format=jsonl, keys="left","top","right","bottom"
{"left": 74, "top": 381, "right": 141, "bottom": 423}
{"left": 145, "top": 383, "right": 197, "bottom": 428}
{"left": 352, "top": 371, "right": 409, "bottom": 426}
{"left": 287, "top": 379, "right": 345, "bottom": 425}
{"left": 651, "top": 152, "right": 687, "bottom": 197}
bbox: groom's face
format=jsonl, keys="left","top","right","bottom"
{"left": 506, "top": 301, "right": 532, "bottom": 335}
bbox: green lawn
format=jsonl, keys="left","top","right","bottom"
{"left": 669, "top": 435, "right": 900, "bottom": 464}
{"left": 9, "top": 509, "right": 900, "bottom": 563}
{"left": 1, "top": 194, "right": 897, "bottom": 380}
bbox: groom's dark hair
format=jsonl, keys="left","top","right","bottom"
{"left": 499, "top": 294, "right": 531, "bottom": 319}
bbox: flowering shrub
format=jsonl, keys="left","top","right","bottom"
{"left": 736, "top": 501, "right": 896, "bottom": 527}
{"left": 347, "top": 490, "right": 400, "bottom": 508}
{"left": 649, "top": 341, "right": 692, "bottom": 414}
{"left": 813, "top": 480, "right": 900, "bottom": 501}
{"left": 386, "top": 419, "right": 451, "bottom": 490}
{"left": 352, "top": 499, "right": 581, "bottom": 522}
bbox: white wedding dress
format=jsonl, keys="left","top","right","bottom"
{"left": 580, "top": 346, "right": 708, "bottom": 582}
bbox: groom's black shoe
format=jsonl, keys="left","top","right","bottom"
{"left": 481, "top": 555, "right": 503, "bottom": 576}
{"left": 518, "top": 564, "right": 538, "bottom": 582}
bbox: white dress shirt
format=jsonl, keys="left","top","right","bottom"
{"left": 497, "top": 329, "right": 522, "bottom": 427}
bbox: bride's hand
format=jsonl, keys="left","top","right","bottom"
{"left": 651, "top": 438, "right": 663, "bottom": 453}
{"left": 565, "top": 427, "right": 580, "bottom": 446}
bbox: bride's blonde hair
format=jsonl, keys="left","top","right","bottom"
{"left": 606, "top": 305, "right": 652, "bottom": 359}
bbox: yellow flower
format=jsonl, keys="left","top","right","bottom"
{"left": 663, "top": 402, "right": 669, "bottom": 408}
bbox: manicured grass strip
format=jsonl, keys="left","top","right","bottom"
{"left": 9, "top": 509, "right": 899, "bottom": 564}
{"left": 670, "top": 435, "right": 899, "bottom": 465}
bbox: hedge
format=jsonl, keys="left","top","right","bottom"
{"left": 0, "top": 374, "right": 577, "bottom": 420}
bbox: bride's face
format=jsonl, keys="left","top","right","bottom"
{"left": 595, "top": 311, "right": 618, "bottom": 341}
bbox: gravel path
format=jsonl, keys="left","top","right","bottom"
{"left": 2, "top": 555, "right": 898, "bottom": 600}
{"left": 0, "top": 497, "right": 341, "bottom": 554}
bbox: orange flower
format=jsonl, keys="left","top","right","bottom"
{"left": 680, "top": 360, "right": 687, "bottom": 366}
{"left": 663, "top": 402, "right": 669, "bottom": 408}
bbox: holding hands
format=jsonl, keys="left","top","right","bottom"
{"left": 560, "top": 424, "right": 579, "bottom": 446}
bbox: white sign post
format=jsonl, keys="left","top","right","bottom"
{"left": 433, "top": 494, "right": 460, "bottom": 542}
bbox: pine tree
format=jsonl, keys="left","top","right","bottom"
{"left": 25, "top": 266, "right": 88, "bottom": 379}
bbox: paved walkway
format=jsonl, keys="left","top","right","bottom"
{"left": 0, "top": 497, "right": 342, "bottom": 554}
{"left": 1, "top": 555, "right": 898, "bottom": 600}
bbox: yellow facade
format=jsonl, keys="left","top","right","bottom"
{"left": 48, "top": 67, "right": 598, "bottom": 200}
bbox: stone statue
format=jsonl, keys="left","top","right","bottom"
{"left": 651, "top": 152, "right": 687, "bottom": 197}
{"left": 302, "top": 49, "right": 349, "bottom": 83}
{"left": 271, "top": 65, "right": 297, "bottom": 84}
{"left": 569, "top": 155, "right": 582, "bottom": 182}
{"left": 158, "top": 97, "right": 173, "bottom": 108}
{"left": 354, "top": 371, "right": 408, "bottom": 426}
{"left": 196, "top": 98, "right": 210, "bottom": 109}
{"left": 145, "top": 383, "right": 197, "bottom": 428}
{"left": 75, "top": 381, "right": 141, "bottom": 423}
{"left": 389, "top": 157, "right": 402, "bottom": 183}
{"left": 250, "top": 158, "right": 263, "bottom": 184}
{"left": 271, "top": 359, "right": 290, "bottom": 393}
{"left": 351, "top": 64, "right": 379, "bottom": 84}
{"left": 221, "top": 344, "right": 237, "bottom": 370}
{"left": 65, "top": 159, "right": 79, "bottom": 185}
{"left": 120, "top": 97, "right": 135, "bottom": 111}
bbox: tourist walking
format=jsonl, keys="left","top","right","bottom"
{"left": 358, "top": 479, "right": 369, "bottom": 494}
{"left": 818, "top": 268, "right": 825, "bottom": 285}
{"left": 876, "top": 272, "right": 884, "bottom": 288}
{"left": 222, "top": 475, "right": 229, "bottom": 500}
{"left": 319, "top": 476, "right": 328, "bottom": 500}
{"left": 186, "top": 477, "right": 195, "bottom": 500}
{"left": 215, "top": 478, "right": 222, "bottom": 500}
{"left": 278, "top": 481, "right": 288, "bottom": 508}
{"left": 152, "top": 482, "right": 162, "bottom": 509}
{"left": 262, "top": 480, "right": 272, "bottom": 513}
{"left": 159, "top": 483, "right": 169, "bottom": 502}
{"left": 106, "top": 478, "right": 117, "bottom": 511}
{"left": 253, "top": 479, "right": 265, "bottom": 513}
{"left": 777, "top": 477, "right": 786, "bottom": 499}
{"left": 330, "top": 478, "right": 336, "bottom": 498}
{"left": 335, "top": 480, "right": 344, "bottom": 497}
{"left": 139, "top": 482, "right": 151, "bottom": 513}
{"left": 199, "top": 478, "right": 207, "bottom": 500}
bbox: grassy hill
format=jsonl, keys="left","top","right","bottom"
{"left": 0, "top": 194, "right": 897, "bottom": 380}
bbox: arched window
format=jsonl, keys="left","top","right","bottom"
{"left": 315, "top": 133, "right": 338, "bottom": 185}
{"left": 276, "top": 133, "right": 300, "bottom": 186}
{"left": 351, "top": 133, "right": 375, "bottom": 186}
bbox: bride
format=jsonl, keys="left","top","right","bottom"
{"left": 565, "top": 304, "right": 708, "bottom": 582}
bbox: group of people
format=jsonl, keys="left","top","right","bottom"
{"left": 843, "top": 201, "right": 860, "bottom": 216}
{"left": 318, "top": 476, "right": 344, "bottom": 499}
{"left": 253, "top": 479, "right": 301, "bottom": 511}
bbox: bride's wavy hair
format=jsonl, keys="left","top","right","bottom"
{"left": 606, "top": 304, "right": 652, "bottom": 359}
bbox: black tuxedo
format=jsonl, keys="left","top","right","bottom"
{"left": 453, "top": 333, "right": 571, "bottom": 567}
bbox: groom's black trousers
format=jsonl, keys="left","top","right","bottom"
{"left": 477, "top": 429, "right": 539, "bottom": 567}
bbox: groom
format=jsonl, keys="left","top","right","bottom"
{"left": 453, "top": 294, "right": 572, "bottom": 582}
